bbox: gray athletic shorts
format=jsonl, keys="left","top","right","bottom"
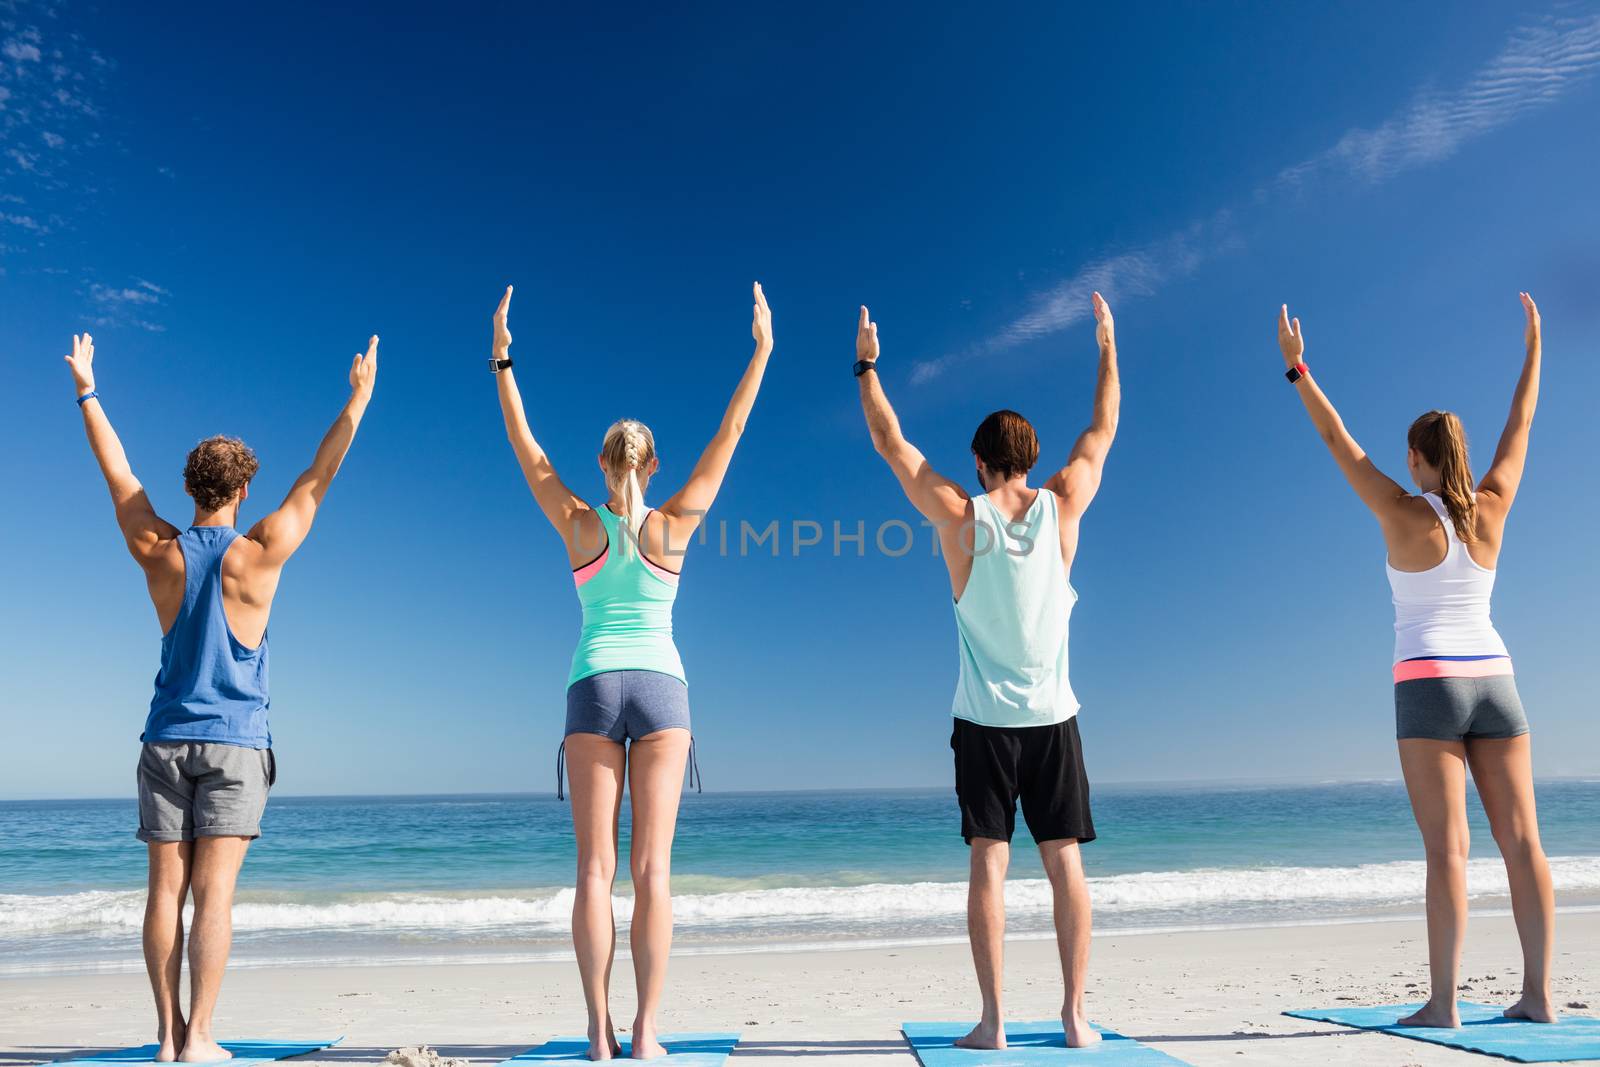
{"left": 1394, "top": 675, "right": 1530, "bottom": 742}
{"left": 565, "top": 669, "right": 690, "bottom": 741}
{"left": 136, "top": 741, "right": 275, "bottom": 843}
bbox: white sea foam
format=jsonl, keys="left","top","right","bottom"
{"left": 5, "top": 855, "right": 1600, "bottom": 937}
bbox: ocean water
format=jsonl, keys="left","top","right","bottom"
{"left": 3, "top": 781, "right": 1599, "bottom": 975}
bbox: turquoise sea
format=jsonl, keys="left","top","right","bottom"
{"left": 3, "top": 781, "right": 1599, "bottom": 975}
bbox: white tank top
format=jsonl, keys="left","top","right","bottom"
{"left": 1385, "top": 492, "right": 1508, "bottom": 664}
{"left": 951, "top": 490, "right": 1079, "bottom": 728}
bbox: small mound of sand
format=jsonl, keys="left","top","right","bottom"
{"left": 386, "top": 1046, "right": 468, "bottom": 1067}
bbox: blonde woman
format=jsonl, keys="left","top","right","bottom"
{"left": 1277, "top": 294, "right": 1554, "bottom": 1028}
{"left": 489, "top": 282, "right": 774, "bottom": 1060}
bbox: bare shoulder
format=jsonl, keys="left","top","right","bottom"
{"left": 1473, "top": 489, "right": 1512, "bottom": 538}
{"left": 138, "top": 533, "right": 186, "bottom": 575}
{"left": 1382, "top": 492, "right": 1443, "bottom": 530}
{"left": 226, "top": 532, "right": 273, "bottom": 573}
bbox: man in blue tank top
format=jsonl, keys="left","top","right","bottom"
{"left": 854, "top": 295, "right": 1120, "bottom": 1050}
{"left": 66, "top": 332, "right": 378, "bottom": 1063}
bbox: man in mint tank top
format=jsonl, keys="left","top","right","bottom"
{"left": 65, "top": 332, "right": 378, "bottom": 1063}
{"left": 855, "top": 294, "right": 1120, "bottom": 1051}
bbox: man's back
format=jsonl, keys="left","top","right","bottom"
{"left": 145, "top": 525, "right": 272, "bottom": 748}
{"left": 953, "top": 489, "right": 1078, "bottom": 728}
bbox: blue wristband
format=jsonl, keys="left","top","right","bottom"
{"left": 76, "top": 390, "right": 99, "bottom": 406}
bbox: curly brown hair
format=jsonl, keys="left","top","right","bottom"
{"left": 183, "top": 436, "right": 259, "bottom": 512}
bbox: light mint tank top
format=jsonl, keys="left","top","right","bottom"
{"left": 951, "top": 490, "right": 1079, "bottom": 728}
{"left": 568, "top": 505, "right": 686, "bottom": 687}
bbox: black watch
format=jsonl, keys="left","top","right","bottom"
{"left": 853, "top": 359, "right": 877, "bottom": 378}
{"left": 489, "top": 356, "right": 514, "bottom": 374}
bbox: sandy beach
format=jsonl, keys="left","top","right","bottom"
{"left": 4, "top": 911, "right": 1596, "bottom": 1066}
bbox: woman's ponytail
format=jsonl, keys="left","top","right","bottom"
{"left": 1408, "top": 410, "right": 1477, "bottom": 543}
{"left": 600, "top": 419, "right": 656, "bottom": 557}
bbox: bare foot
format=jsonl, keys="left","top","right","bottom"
{"left": 628, "top": 1033, "right": 666, "bottom": 1061}
{"left": 1397, "top": 1001, "right": 1460, "bottom": 1028}
{"left": 953, "top": 1021, "right": 1005, "bottom": 1050}
{"left": 586, "top": 1020, "right": 619, "bottom": 1061}
{"left": 1063, "top": 1010, "right": 1101, "bottom": 1049}
{"left": 177, "top": 1036, "right": 233, "bottom": 1064}
{"left": 154, "top": 1023, "right": 186, "bottom": 1064}
{"left": 1505, "top": 994, "right": 1559, "bottom": 1023}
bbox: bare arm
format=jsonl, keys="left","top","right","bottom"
{"left": 1478, "top": 292, "right": 1541, "bottom": 506}
{"left": 488, "top": 286, "right": 589, "bottom": 536}
{"left": 1043, "top": 292, "right": 1120, "bottom": 518}
{"left": 1277, "top": 304, "right": 1411, "bottom": 522}
{"left": 854, "top": 306, "right": 968, "bottom": 525}
{"left": 658, "top": 282, "right": 775, "bottom": 524}
{"left": 247, "top": 336, "right": 378, "bottom": 563}
{"left": 64, "top": 333, "right": 179, "bottom": 561}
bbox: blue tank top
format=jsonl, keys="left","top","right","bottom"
{"left": 143, "top": 526, "right": 271, "bottom": 748}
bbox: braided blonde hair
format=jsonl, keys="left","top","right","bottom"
{"left": 600, "top": 418, "right": 656, "bottom": 556}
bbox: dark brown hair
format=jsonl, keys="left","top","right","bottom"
{"left": 1408, "top": 410, "right": 1476, "bottom": 543}
{"left": 183, "top": 435, "right": 259, "bottom": 513}
{"left": 970, "top": 410, "right": 1039, "bottom": 481}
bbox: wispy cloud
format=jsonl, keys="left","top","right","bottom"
{"left": 914, "top": 11, "right": 1600, "bottom": 384}
{"left": 89, "top": 277, "right": 169, "bottom": 331}
{"left": 1, "top": 0, "right": 113, "bottom": 247}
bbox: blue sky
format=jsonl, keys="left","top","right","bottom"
{"left": 3, "top": 1, "right": 1599, "bottom": 798}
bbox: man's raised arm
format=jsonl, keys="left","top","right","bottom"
{"left": 248, "top": 336, "right": 379, "bottom": 564}
{"left": 855, "top": 306, "right": 967, "bottom": 524}
{"left": 65, "top": 333, "right": 179, "bottom": 561}
{"left": 1044, "top": 292, "right": 1120, "bottom": 518}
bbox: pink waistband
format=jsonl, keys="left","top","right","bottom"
{"left": 1393, "top": 657, "right": 1514, "bottom": 683}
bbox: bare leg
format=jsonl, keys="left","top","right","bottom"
{"left": 144, "top": 842, "right": 193, "bottom": 1062}
{"left": 180, "top": 835, "right": 250, "bottom": 1063}
{"left": 1468, "top": 734, "right": 1558, "bottom": 1022}
{"left": 568, "top": 733, "right": 627, "bottom": 1061}
{"left": 1039, "top": 839, "right": 1098, "bottom": 1048}
{"left": 955, "top": 838, "right": 1009, "bottom": 1050}
{"left": 1397, "top": 739, "right": 1470, "bottom": 1028}
{"left": 626, "top": 729, "right": 691, "bottom": 1061}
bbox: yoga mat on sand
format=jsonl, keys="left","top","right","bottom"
{"left": 901, "top": 1022, "right": 1190, "bottom": 1065}
{"left": 49, "top": 1039, "right": 343, "bottom": 1066}
{"left": 1286, "top": 1002, "right": 1600, "bottom": 1062}
{"left": 494, "top": 1033, "right": 739, "bottom": 1065}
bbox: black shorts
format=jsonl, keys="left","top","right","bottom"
{"left": 951, "top": 715, "right": 1095, "bottom": 845}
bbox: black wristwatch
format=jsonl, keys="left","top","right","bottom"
{"left": 853, "top": 359, "right": 877, "bottom": 378}
{"left": 489, "top": 356, "right": 514, "bottom": 374}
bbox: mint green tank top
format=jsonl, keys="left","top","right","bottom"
{"left": 951, "top": 490, "right": 1079, "bottom": 727}
{"left": 568, "top": 505, "right": 686, "bottom": 687}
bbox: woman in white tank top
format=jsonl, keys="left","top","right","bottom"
{"left": 1275, "top": 294, "right": 1556, "bottom": 1029}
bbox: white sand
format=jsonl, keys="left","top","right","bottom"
{"left": 3, "top": 912, "right": 1596, "bottom": 1066}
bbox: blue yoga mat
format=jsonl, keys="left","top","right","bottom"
{"left": 1286, "top": 1002, "right": 1600, "bottom": 1062}
{"left": 902, "top": 1021, "right": 1189, "bottom": 1065}
{"left": 49, "top": 1039, "right": 343, "bottom": 1066}
{"left": 494, "top": 1032, "right": 739, "bottom": 1065}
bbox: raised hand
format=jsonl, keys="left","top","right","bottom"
{"left": 349, "top": 335, "right": 379, "bottom": 397}
{"left": 1277, "top": 304, "right": 1305, "bottom": 367}
{"left": 1092, "top": 291, "right": 1114, "bottom": 349}
{"left": 1521, "top": 291, "right": 1540, "bottom": 350}
{"left": 751, "top": 281, "right": 773, "bottom": 353}
{"left": 64, "top": 332, "right": 96, "bottom": 395}
{"left": 856, "top": 305, "right": 879, "bottom": 364}
{"left": 494, "top": 285, "right": 513, "bottom": 357}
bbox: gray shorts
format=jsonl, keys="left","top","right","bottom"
{"left": 565, "top": 669, "right": 690, "bottom": 742}
{"left": 1395, "top": 675, "right": 1530, "bottom": 742}
{"left": 136, "top": 741, "right": 275, "bottom": 843}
